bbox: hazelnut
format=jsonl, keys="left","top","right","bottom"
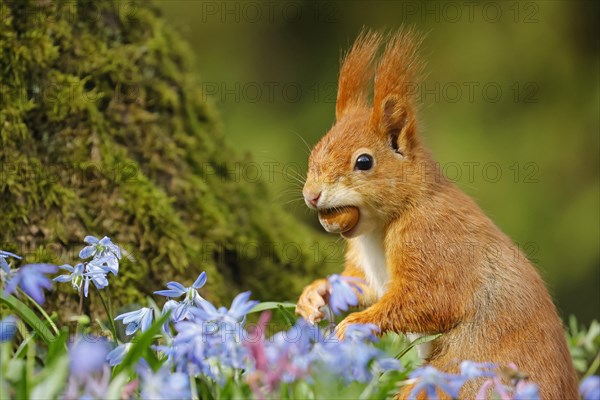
{"left": 318, "top": 206, "right": 360, "bottom": 234}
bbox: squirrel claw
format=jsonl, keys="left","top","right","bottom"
{"left": 295, "top": 278, "right": 330, "bottom": 324}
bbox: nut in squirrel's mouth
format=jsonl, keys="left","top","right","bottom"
{"left": 317, "top": 206, "right": 360, "bottom": 235}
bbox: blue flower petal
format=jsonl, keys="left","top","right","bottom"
{"left": 515, "top": 382, "right": 540, "bottom": 400}
{"left": 84, "top": 236, "right": 99, "bottom": 244}
{"left": 154, "top": 289, "right": 184, "bottom": 298}
{"left": 30, "top": 264, "right": 59, "bottom": 274}
{"left": 115, "top": 309, "right": 141, "bottom": 323}
{"left": 103, "top": 256, "right": 119, "bottom": 275}
{"left": 140, "top": 309, "right": 154, "bottom": 332}
{"left": 0, "top": 259, "right": 9, "bottom": 274}
{"left": 0, "top": 250, "right": 21, "bottom": 259}
{"left": 173, "top": 302, "right": 190, "bottom": 321}
{"left": 106, "top": 343, "right": 130, "bottom": 366}
{"left": 58, "top": 264, "right": 75, "bottom": 273}
{"left": 230, "top": 291, "right": 251, "bottom": 310}
{"left": 91, "top": 273, "right": 109, "bottom": 289}
{"left": 165, "top": 281, "right": 187, "bottom": 294}
{"left": 73, "top": 263, "right": 85, "bottom": 274}
{"left": 108, "top": 243, "right": 122, "bottom": 259}
{"left": 4, "top": 274, "right": 20, "bottom": 296}
{"left": 54, "top": 275, "right": 73, "bottom": 282}
{"left": 21, "top": 276, "right": 46, "bottom": 304}
{"left": 84, "top": 278, "right": 90, "bottom": 297}
{"left": 79, "top": 245, "right": 95, "bottom": 259}
{"left": 580, "top": 376, "right": 600, "bottom": 400}
{"left": 192, "top": 272, "right": 207, "bottom": 289}
{"left": 125, "top": 321, "right": 139, "bottom": 336}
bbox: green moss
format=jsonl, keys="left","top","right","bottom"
{"left": 0, "top": 0, "right": 333, "bottom": 317}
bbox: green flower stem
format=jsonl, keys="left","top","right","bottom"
{"left": 78, "top": 289, "right": 84, "bottom": 315}
{"left": 18, "top": 289, "right": 59, "bottom": 336}
{"left": 13, "top": 322, "right": 34, "bottom": 359}
{"left": 584, "top": 352, "right": 600, "bottom": 378}
{"left": 93, "top": 285, "right": 118, "bottom": 341}
{"left": 190, "top": 374, "right": 199, "bottom": 400}
{"left": 106, "top": 286, "right": 115, "bottom": 326}
{"left": 25, "top": 333, "right": 35, "bottom": 399}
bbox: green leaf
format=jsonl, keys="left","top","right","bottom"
{"left": 249, "top": 301, "right": 296, "bottom": 313}
{"left": 569, "top": 315, "right": 579, "bottom": 336}
{"left": 277, "top": 304, "right": 297, "bottom": 327}
{"left": 13, "top": 358, "right": 27, "bottom": 400}
{"left": 0, "top": 294, "right": 55, "bottom": 344}
{"left": 106, "top": 372, "right": 130, "bottom": 399}
{"left": 46, "top": 327, "right": 69, "bottom": 365}
{"left": 144, "top": 345, "right": 166, "bottom": 372}
{"left": 4, "top": 358, "right": 25, "bottom": 382}
{"left": 112, "top": 312, "right": 170, "bottom": 376}
{"left": 30, "top": 355, "right": 69, "bottom": 399}
{"left": 293, "top": 380, "right": 314, "bottom": 399}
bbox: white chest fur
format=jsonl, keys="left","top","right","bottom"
{"left": 355, "top": 230, "right": 389, "bottom": 298}
{"left": 354, "top": 230, "right": 431, "bottom": 360}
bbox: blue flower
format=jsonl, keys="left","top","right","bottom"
{"left": 54, "top": 262, "right": 110, "bottom": 297}
{"left": 138, "top": 364, "right": 191, "bottom": 400}
{"left": 459, "top": 360, "right": 498, "bottom": 379}
{"left": 580, "top": 376, "right": 600, "bottom": 400}
{"left": 327, "top": 274, "right": 363, "bottom": 315}
{"left": 53, "top": 263, "right": 85, "bottom": 292}
{"left": 65, "top": 336, "right": 112, "bottom": 399}
{"left": 192, "top": 290, "right": 258, "bottom": 326}
{"left": 0, "top": 316, "right": 18, "bottom": 342}
{"left": 319, "top": 341, "right": 379, "bottom": 382}
{"left": 161, "top": 299, "right": 180, "bottom": 333}
{"left": 168, "top": 292, "right": 257, "bottom": 382}
{"left": 79, "top": 236, "right": 121, "bottom": 275}
{"left": 83, "top": 263, "right": 110, "bottom": 297}
{"left": 374, "top": 356, "right": 403, "bottom": 373}
{"left": 0, "top": 250, "right": 21, "bottom": 274}
{"left": 171, "top": 320, "right": 209, "bottom": 365}
{"left": 4, "top": 264, "right": 58, "bottom": 304}
{"left": 106, "top": 343, "right": 131, "bottom": 366}
{"left": 79, "top": 235, "right": 121, "bottom": 260}
{"left": 514, "top": 381, "right": 540, "bottom": 400}
{"left": 316, "top": 324, "right": 401, "bottom": 383}
{"left": 172, "top": 317, "right": 250, "bottom": 382}
{"left": 88, "top": 254, "right": 119, "bottom": 276}
{"left": 53, "top": 236, "right": 121, "bottom": 298}
{"left": 409, "top": 366, "right": 466, "bottom": 399}
{"left": 69, "top": 336, "right": 111, "bottom": 380}
{"left": 154, "top": 272, "right": 207, "bottom": 321}
{"left": 115, "top": 307, "right": 154, "bottom": 336}
{"left": 343, "top": 323, "right": 379, "bottom": 342}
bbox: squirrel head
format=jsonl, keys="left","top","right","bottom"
{"left": 303, "top": 29, "right": 437, "bottom": 237}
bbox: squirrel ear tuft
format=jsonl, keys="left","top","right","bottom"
{"left": 336, "top": 30, "right": 383, "bottom": 121}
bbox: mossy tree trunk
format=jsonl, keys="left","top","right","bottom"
{"left": 0, "top": 0, "right": 330, "bottom": 316}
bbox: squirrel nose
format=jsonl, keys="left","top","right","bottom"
{"left": 307, "top": 191, "right": 321, "bottom": 207}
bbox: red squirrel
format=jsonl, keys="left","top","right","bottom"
{"left": 296, "top": 30, "right": 579, "bottom": 399}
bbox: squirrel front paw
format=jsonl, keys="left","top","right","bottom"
{"left": 295, "top": 278, "right": 330, "bottom": 324}
{"left": 335, "top": 310, "right": 379, "bottom": 340}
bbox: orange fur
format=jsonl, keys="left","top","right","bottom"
{"left": 336, "top": 30, "right": 383, "bottom": 120}
{"left": 297, "top": 29, "right": 579, "bottom": 399}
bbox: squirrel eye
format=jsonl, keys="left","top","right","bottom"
{"left": 355, "top": 154, "right": 373, "bottom": 171}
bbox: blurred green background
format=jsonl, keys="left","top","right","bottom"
{"left": 158, "top": 1, "right": 599, "bottom": 322}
